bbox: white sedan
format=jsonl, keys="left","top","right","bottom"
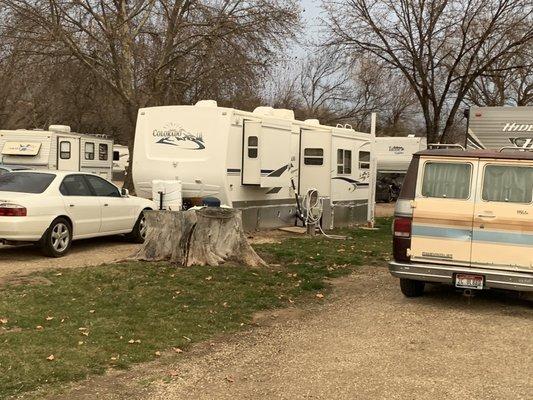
{"left": 0, "top": 170, "right": 155, "bottom": 257}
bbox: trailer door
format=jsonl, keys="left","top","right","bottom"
{"left": 57, "top": 137, "right": 81, "bottom": 171}
{"left": 260, "top": 125, "right": 291, "bottom": 188}
{"left": 242, "top": 120, "right": 261, "bottom": 185}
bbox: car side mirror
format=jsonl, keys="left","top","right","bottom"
{"left": 121, "top": 188, "right": 129, "bottom": 197}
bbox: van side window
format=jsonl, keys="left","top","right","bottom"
{"left": 422, "top": 162, "right": 471, "bottom": 199}
{"left": 359, "top": 151, "right": 370, "bottom": 170}
{"left": 85, "top": 142, "right": 95, "bottom": 160}
{"left": 304, "top": 148, "right": 323, "bottom": 165}
{"left": 337, "top": 149, "right": 352, "bottom": 174}
{"left": 482, "top": 165, "right": 532, "bottom": 203}
{"left": 99, "top": 144, "right": 108, "bottom": 161}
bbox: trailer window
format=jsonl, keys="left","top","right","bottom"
{"left": 304, "top": 148, "right": 323, "bottom": 165}
{"left": 359, "top": 151, "right": 370, "bottom": 170}
{"left": 99, "top": 144, "right": 108, "bottom": 161}
{"left": 85, "top": 142, "right": 95, "bottom": 160}
{"left": 247, "top": 136, "right": 258, "bottom": 158}
{"left": 482, "top": 165, "right": 533, "bottom": 204}
{"left": 113, "top": 151, "right": 120, "bottom": 161}
{"left": 59, "top": 141, "right": 71, "bottom": 159}
{"left": 337, "top": 149, "right": 352, "bottom": 174}
{"left": 422, "top": 162, "right": 472, "bottom": 199}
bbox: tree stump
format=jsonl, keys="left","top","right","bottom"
{"left": 133, "top": 208, "right": 266, "bottom": 267}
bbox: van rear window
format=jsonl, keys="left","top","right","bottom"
{"left": 482, "top": 165, "right": 532, "bottom": 204}
{"left": 422, "top": 162, "right": 471, "bottom": 199}
{"left": 398, "top": 157, "right": 419, "bottom": 200}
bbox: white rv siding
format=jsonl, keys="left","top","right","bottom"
{"left": 374, "top": 136, "right": 427, "bottom": 173}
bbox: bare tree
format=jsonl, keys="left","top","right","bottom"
{"left": 466, "top": 40, "right": 533, "bottom": 106}
{"left": 325, "top": 0, "right": 533, "bottom": 143}
{"left": 2, "top": 0, "right": 299, "bottom": 188}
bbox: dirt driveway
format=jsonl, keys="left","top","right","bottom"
{"left": 48, "top": 266, "right": 532, "bottom": 400}
{"left": 0, "top": 238, "right": 139, "bottom": 279}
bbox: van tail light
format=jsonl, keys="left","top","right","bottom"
{"left": 393, "top": 217, "right": 411, "bottom": 262}
{"left": 0, "top": 203, "right": 27, "bottom": 216}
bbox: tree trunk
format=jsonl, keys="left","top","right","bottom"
{"left": 133, "top": 208, "right": 266, "bottom": 268}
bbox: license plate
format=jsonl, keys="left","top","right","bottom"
{"left": 455, "top": 274, "right": 484, "bottom": 290}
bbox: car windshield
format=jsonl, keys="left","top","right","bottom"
{"left": 0, "top": 172, "right": 56, "bottom": 194}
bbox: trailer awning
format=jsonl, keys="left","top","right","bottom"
{"left": 2, "top": 142, "right": 42, "bottom": 156}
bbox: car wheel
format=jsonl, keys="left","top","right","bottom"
{"left": 399, "top": 278, "right": 425, "bottom": 297}
{"left": 126, "top": 212, "right": 148, "bottom": 243}
{"left": 41, "top": 218, "right": 72, "bottom": 257}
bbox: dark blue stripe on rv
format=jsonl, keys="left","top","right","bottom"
{"left": 227, "top": 168, "right": 241, "bottom": 173}
{"left": 413, "top": 225, "right": 533, "bottom": 246}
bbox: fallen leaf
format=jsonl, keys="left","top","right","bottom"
{"left": 81, "top": 331, "right": 89, "bottom": 336}
{"left": 205, "top": 276, "right": 212, "bottom": 281}
{"left": 36, "top": 325, "right": 43, "bottom": 330}
{"left": 316, "top": 293, "right": 324, "bottom": 299}
{"left": 55, "top": 272, "right": 62, "bottom": 276}
{"left": 45, "top": 316, "right": 54, "bottom": 321}
{"left": 78, "top": 341, "right": 84, "bottom": 345}
{"left": 288, "top": 298, "right": 295, "bottom": 304}
{"left": 110, "top": 357, "right": 117, "bottom": 361}
{"left": 46, "top": 355, "right": 55, "bottom": 361}
{"left": 89, "top": 310, "right": 95, "bottom": 314}
{"left": 183, "top": 336, "right": 191, "bottom": 342}
{"left": 172, "top": 347, "right": 183, "bottom": 353}
{"left": 0, "top": 318, "right": 8, "bottom": 324}
{"left": 169, "top": 370, "right": 179, "bottom": 377}
{"left": 155, "top": 351, "right": 161, "bottom": 356}
{"left": 128, "top": 339, "right": 135, "bottom": 344}
{"left": 78, "top": 327, "right": 87, "bottom": 331}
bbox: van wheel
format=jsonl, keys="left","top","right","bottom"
{"left": 41, "top": 218, "right": 72, "bottom": 257}
{"left": 126, "top": 212, "right": 147, "bottom": 243}
{"left": 399, "top": 278, "right": 425, "bottom": 297}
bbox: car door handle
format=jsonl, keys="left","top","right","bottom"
{"left": 477, "top": 214, "right": 496, "bottom": 218}
{"left": 69, "top": 204, "right": 75, "bottom": 207}
{"left": 104, "top": 203, "right": 109, "bottom": 207}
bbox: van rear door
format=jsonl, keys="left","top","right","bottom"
{"left": 410, "top": 157, "right": 478, "bottom": 266}
{"left": 471, "top": 160, "right": 533, "bottom": 270}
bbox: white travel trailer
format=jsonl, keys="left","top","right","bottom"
{"left": 133, "top": 100, "right": 375, "bottom": 230}
{"left": 0, "top": 125, "right": 113, "bottom": 179}
{"left": 374, "top": 136, "right": 427, "bottom": 174}
{"left": 112, "top": 144, "right": 130, "bottom": 181}
{"left": 466, "top": 106, "right": 533, "bottom": 150}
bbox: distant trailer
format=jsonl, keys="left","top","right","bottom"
{"left": 132, "top": 100, "right": 376, "bottom": 230}
{"left": 467, "top": 106, "right": 533, "bottom": 150}
{"left": 0, "top": 125, "right": 113, "bottom": 179}
{"left": 112, "top": 144, "right": 129, "bottom": 182}
{"left": 374, "top": 136, "right": 427, "bottom": 174}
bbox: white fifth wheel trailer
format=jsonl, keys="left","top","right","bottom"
{"left": 132, "top": 100, "right": 375, "bottom": 230}
{"left": 466, "top": 106, "right": 533, "bottom": 150}
{"left": 0, "top": 125, "right": 113, "bottom": 179}
{"left": 374, "top": 136, "right": 427, "bottom": 174}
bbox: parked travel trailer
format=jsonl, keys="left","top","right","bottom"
{"left": 133, "top": 100, "right": 376, "bottom": 230}
{"left": 374, "top": 136, "right": 427, "bottom": 174}
{"left": 467, "top": 106, "right": 533, "bottom": 150}
{"left": 0, "top": 125, "right": 113, "bottom": 179}
{"left": 112, "top": 144, "right": 130, "bottom": 181}
{"left": 373, "top": 136, "right": 427, "bottom": 202}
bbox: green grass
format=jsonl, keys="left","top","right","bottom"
{"left": 0, "top": 219, "right": 391, "bottom": 398}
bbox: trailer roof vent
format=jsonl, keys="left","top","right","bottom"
{"left": 253, "top": 106, "right": 274, "bottom": 116}
{"left": 195, "top": 100, "right": 218, "bottom": 108}
{"left": 272, "top": 109, "right": 295, "bottom": 120}
{"left": 48, "top": 125, "right": 71, "bottom": 133}
{"left": 304, "top": 119, "right": 321, "bottom": 126}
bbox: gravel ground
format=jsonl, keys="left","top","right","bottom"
{"left": 45, "top": 266, "right": 533, "bottom": 400}
{"left": 0, "top": 238, "right": 140, "bottom": 279}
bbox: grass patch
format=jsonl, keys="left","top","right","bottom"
{"left": 0, "top": 219, "right": 391, "bottom": 397}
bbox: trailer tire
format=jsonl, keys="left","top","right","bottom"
{"left": 399, "top": 278, "right": 425, "bottom": 297}
{"left": 126, "top": 212, "right": 148, "bottom": 243}
{"left": 40, "top": 217, "right": 72, "bottom": 257}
